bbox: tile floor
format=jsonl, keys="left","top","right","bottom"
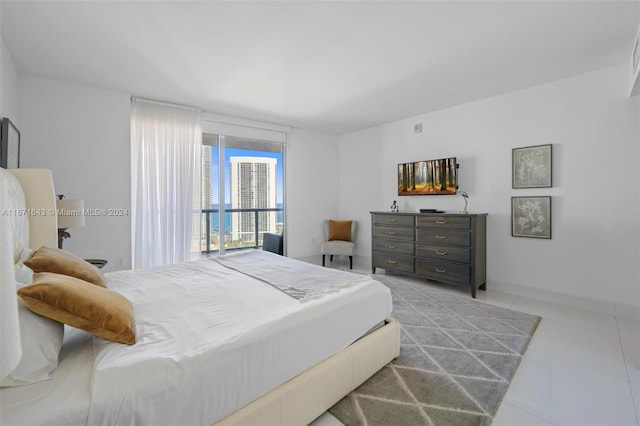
{"left": 299, "top": 255, "right": 640, "bottom": 426}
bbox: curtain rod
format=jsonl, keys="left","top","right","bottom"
{"left": 131, "top": 96, "right": 291, "bottom": 135}
{"left": 131, "top": 96, "right": 200, "bottom": 112}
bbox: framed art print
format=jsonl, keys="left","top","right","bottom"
{"left": 512, "top": 196, "right": 551, "bottom": 239}
{"left": 512, "top": 144, "right": 552, "bottom": 188}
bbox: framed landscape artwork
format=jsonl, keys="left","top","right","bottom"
{"left": 512, "top": 144, "right": 552, "bottom": 188}
{"left": 512, "top": 196, "right": 551, "bottom": 239}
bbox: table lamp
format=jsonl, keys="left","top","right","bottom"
{"left": 56, "top": 195, "right": 85, "bottom": 249}
{"left": 459, "top": 191, "right": 469, "bottom": 214}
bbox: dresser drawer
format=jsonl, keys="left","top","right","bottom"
{"left": 374, "top": 238, "right": 414, "bottom": 255}
{"left": 374, "top": 225, "right": 415, "bottom": 241}
{"left": 373, "top": 214, "right": 415, "bottom": 227}
{"left": 416, "top": 228, "right": 470, "bottom": 247}
{"left": 416, "top": 243, "right": 470, "bottom": 264}
{"left": 373, "top": 252, "right": 414, "bottom": 274}
{"left": 416, "top": 215, "right": 471, "bottom": 230}
{"left": 370, "top": 211, "right": 486, "bottom": 298}
{"left": 415, "top": 259, "right": 470, "bottom": 285}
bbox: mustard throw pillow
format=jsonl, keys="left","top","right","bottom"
{"left": 18, "top": 272, "right": 136, "bottom": 345}
{"left": 24, "top": 246, "right": 106, "bottom": 287}
{"left": 329, "top": 220, "right": 352, "bottom": 242}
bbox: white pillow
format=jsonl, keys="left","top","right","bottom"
{"left": 0, "top": 282, "right": 64, "bottom": 387}
{"left": 14, "top": 248, "right": 35, "bottom": 285}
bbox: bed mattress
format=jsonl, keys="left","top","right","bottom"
{"left": 1, "top": 251, "right": 392, "bottom": 426}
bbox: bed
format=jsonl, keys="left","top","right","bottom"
{"left": 0, "top": 168, "right": 400, "bottom": 426}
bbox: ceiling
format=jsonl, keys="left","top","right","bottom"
{"left": 1, "top": 1, "right": 638, "bottom": 134}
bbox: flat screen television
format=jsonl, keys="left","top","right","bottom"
{"left": 398, "top": 157, "right": 457, "bottom": 195}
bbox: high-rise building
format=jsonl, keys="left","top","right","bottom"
{"left": 197, "top": 144, "right": 213, "bottom": 251}
{"left": 201, "top": 145, "right": 212, "bottom": 210}
{"left": 230, "top": 156, "right": 277, "bottom": 244}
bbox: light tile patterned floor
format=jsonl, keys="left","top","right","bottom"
{"left": 301, "top": 255, "right": 640, "bottom": 426}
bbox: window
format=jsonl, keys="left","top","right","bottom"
{"left": 200, "top": 134, "right": 284, "bottom": 254}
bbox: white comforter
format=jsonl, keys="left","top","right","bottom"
{"left": 87, "top": 251, "right": 391, "bottom": 426}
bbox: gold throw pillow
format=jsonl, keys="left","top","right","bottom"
{"left": 24, "top": 246, "right": 106, "bottom": 287}
{"left": 329, "top": 220, "right": 352, "bottom": 242}
{"left": 18, "top": 272, "right": 136, "bottom": 345}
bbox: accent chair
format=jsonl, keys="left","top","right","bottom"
{"left": 321, "top": 219, "right": 356, "bottom": 269}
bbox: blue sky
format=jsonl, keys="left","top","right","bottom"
{"left": 210, "top": 148, "right": 284, "bottom": 204}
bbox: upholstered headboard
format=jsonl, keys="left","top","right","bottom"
{"left": 3, "top": 169, "right": 58, "bottom": 254}
{"left": 0, "top": 168, "right": 57, "bottom": 381}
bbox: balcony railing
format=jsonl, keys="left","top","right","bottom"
{"left": 200, "top": 207, "right": 283, "bottom": 254}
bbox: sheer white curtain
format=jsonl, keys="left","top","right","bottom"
{"left": 131, "top": 99, "right": 201, "bottom": 269}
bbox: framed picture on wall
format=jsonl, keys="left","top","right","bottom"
{"left": 511, "top": 196, "right": 551, "bottom": 239}
{"left": 512, "top": 144, "right": 552, "bottom": 188}
{"left": 1, "top": 117, "right": 20, "bottom": 169}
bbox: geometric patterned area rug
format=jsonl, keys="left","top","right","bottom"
{"left": 329, "top": 275, "right": 541, "bottom": 426}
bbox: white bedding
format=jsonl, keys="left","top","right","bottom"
{"left": 0, "top": 327, "right": 95, "bottom": 426}
{"left": 1, "top": 251, "right": 392, "bottom": 426}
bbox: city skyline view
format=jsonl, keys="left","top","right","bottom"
{"left": 209, "top": 147, "right": 284, "bottom": 205}
{"left": 199, "top": 140, "right": 284, "bottom": 251}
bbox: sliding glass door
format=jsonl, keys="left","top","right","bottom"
{"left": 200, "top": 134, "right": 284, "bottom": 254}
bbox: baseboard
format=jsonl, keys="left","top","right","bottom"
{"left": 490, "top": 281, "right": 640, "bottom": 321}
{"left": 306, "top": 254, "right": 640, "bottom": 322}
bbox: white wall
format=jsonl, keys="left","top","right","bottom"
{"left": 18, "top": 75, "right": 131, "bottom": 271}
{"left": 16, "top": 75, "right": 339, "bottom": 265}
{"left": 0, "top": 39, "right": 19, "bottom": 125}
{"left": 339, "top": 64, "right": 640, "bottom": 314}
{"left": 286, "top": 128, "right": 340, "bottom": 257}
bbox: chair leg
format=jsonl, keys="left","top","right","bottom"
{"left": 349, "top": 256, "right": 353, "bottom": 269}
{"left": 322, "top": 255, "right": 326, "bottom": 267}
{"left": 330, "top": 255, "right": 334, "bottom": 262}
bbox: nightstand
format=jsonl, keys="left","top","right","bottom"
{"left": 85, "top": 259, "right": 107, "bottom": 269}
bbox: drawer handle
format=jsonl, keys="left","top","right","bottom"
{"left": 435, "top": 250, "right": 447, "bottom": 255}
{"left": 388, "top": 218, "right": 398, "bottom": 222}
{"left": 387, "top": 245, "right": 398, "bottom": 249}
{"left": 387, "top": 260, "right": 398, "bottom": 264}
{"left": 436, "top": 268, "right": 447, "bottom": 273}
{"left": 436, "top": 219, "right": 447, "bottom": 224}
{"left": 388, "top": 231, "right": 398, "bottom": 235}
{"left": 435, "top": 235, "right": 448, "bottom": 239}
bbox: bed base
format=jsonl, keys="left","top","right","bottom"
{"left": 216, "top": 317, "right": 400, "bottom": 426}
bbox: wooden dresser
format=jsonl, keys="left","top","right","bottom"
{"left": 371, "top": 211, "right": 487, "bottom": 298}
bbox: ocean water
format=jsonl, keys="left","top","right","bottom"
{"left": 205, "top": 204, "right": 283, "bottom": 232}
